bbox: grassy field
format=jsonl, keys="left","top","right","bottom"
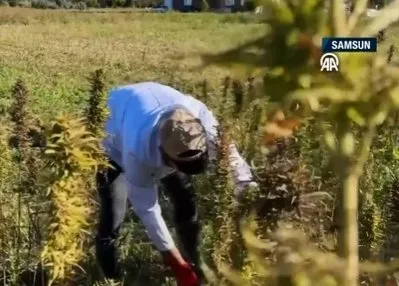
{"left": 0, "top": 8, "right": 266, "bottom": 118}
{"left": 2, "top": 6, "right": 399, "bottom": 286}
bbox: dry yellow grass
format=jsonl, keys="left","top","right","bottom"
{"left": 0, "top": 9, "right": 264, "bottom": 88}
{"left": 0, "top": 7, "right": 266, "bottom": 118}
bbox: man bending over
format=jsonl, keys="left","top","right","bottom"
{"left": 95, "top": 82, "right": 257, "bottom": 286}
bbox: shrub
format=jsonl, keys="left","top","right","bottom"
{"left": 31, "top": 0, "right": 58, "bottom": 9}
{"left": 84, "top": 0, "right": 98, "bottom": 7}
{"left": 200, "top": 0, "right": 209, "bottom": 11}
{"left": 243, "top": 0, "right": 255, "bottom": 11}
{"left": 17, "top": 1, "right": 31, "bottom": 7}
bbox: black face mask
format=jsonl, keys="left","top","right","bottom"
{"left": 159, "top": 147, "right": 209, "bottom": 175}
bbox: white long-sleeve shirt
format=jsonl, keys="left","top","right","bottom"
{"left": 103, "top": 82, "right": 254, "bottom": 252}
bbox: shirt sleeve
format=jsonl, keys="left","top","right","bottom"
{"left": 122, "top": 152, "right": 175, "bottom": 252}
{"left": 198, "top": 103, "right": 254, "bottom": 188}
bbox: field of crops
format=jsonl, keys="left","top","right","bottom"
{"left": 0, "top": 8, "right": 266, "bottom": 117}
{"left": 0, "top": 8, "right": 272, "bottom": 286}
{"left": 1, "top": 5, "right": 399, "bottom": 286}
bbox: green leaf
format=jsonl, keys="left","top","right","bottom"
{"left": 298, "top": 74, "right": 312, "bottom": 88}
{"left": 370, "top": 110, "right": 387, "bottom": 126}
{"left": 360, "top": 0, "right": 399, "bottom": 37}
{"left": 341, "top": 132, "right": 355, "bottom": 156}
{"left": 347, "top": 0, "right": 368, "bottom": 33}
{"left": 346, "top": 107, "right": 366, "bottom": 126}
{"left": 393, "top": 148, "right": 399, "bottom": 160}
{"left": 324, "top": 131, "right": 337, "bottom": 152}
{"left": 330, "top": 0, "right": 348, "bottom": 36}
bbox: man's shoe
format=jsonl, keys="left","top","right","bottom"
{"left": 95, "top": 236, "right": 123, "bottom": 280}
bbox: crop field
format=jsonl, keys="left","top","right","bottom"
{"left": 0, "top": 8, "right": 272, "bottom": 286}
{"left": 0, "top": 8, "right": 266, "bottom": 118}
{"left": 1, "top": 5, "right": 399, "bottom": 286}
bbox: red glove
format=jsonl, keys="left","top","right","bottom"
{"left": 164, "top": 252, "right": 199, "bottom": 286}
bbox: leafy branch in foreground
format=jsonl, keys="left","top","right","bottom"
{"left": 40, "top": 114, "right": 108, "bottom": 285}
{"left": 219, "top": 213, "right": 399, "bottom": 286}
{"left": 201, "top": 0, "right": 399, "bottom": 285}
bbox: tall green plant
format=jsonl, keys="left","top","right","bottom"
{"left": 8, "top": 79, "right": 30, "bottom": 284}
{"left": 7, "top": 79, "right": 45, "bottom": 284}
{"left": 85, "top": 68, "right": 109, "bottom": 138}
{"left": 9, "top": 79, "right": 43, "bottom": 195}
{"left": 84, "top": 67, "right": 109, "bottom": 207}
{"left": 80, "top": 68, "right": 111, "bottom": 284}
{"left": 9, "top": 79, "right": 29, "bottom": 154}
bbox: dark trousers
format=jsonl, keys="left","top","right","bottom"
{"left": 95, "top": 160, "right": 201, "bottom": 280}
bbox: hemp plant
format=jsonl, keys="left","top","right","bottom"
{"left": 85, "top": 68, "right": 109, "bottom": 139}
{"left": 40, "top": 114, "right": 108, "bottom": 285}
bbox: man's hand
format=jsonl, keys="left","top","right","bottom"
{"left": 163, "top": 248, "right": 199, "bottom": 286}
